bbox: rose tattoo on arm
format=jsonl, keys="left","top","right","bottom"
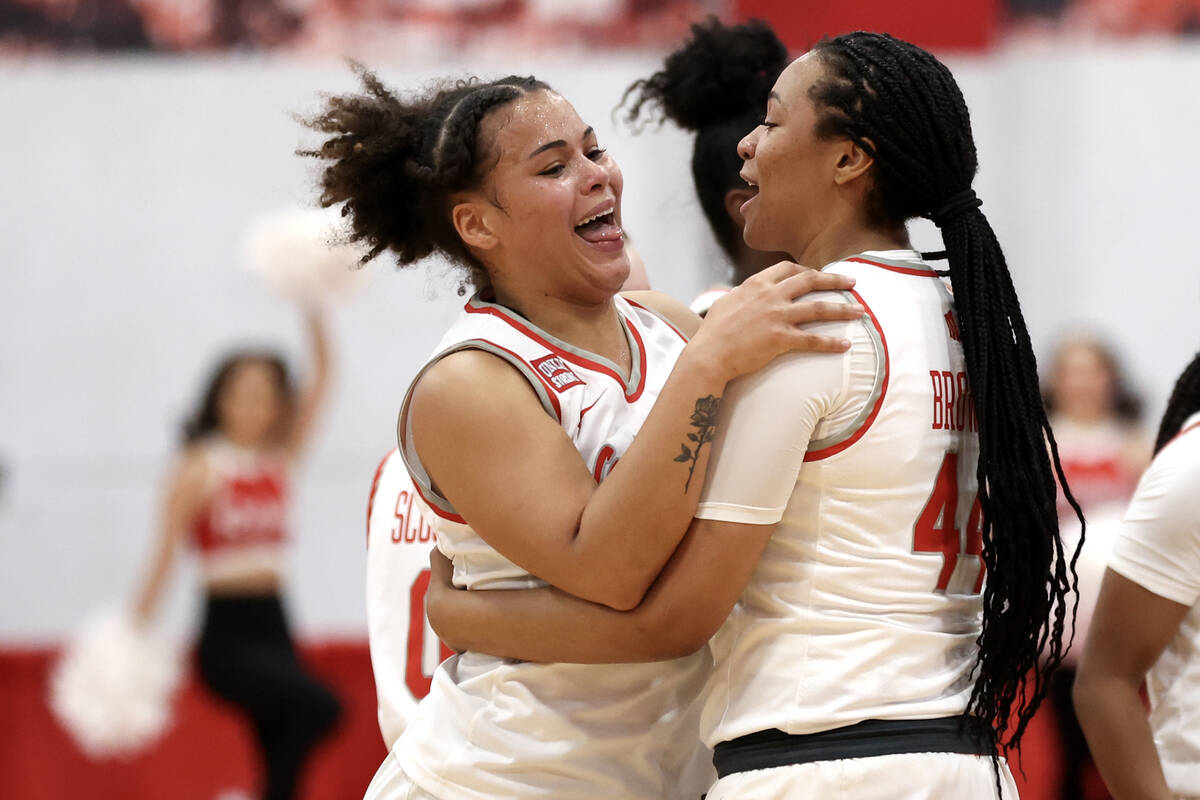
{"left": 674, "top": 394, "right": 721, "bottom": 492}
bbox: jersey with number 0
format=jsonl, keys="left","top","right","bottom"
{"left": 365, "top": 448, "right": 450, "bottom": 749}
{"left": 392, "top": 292, "right": 714, "bottom": 800}
{"left": 694, "top": 250, "right": 983, "bottom": 747}
{"left": 1107, "top": 411, "right": 1200, "bottom": 796}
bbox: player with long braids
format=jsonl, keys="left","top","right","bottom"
{"left": 1074, "top": 351, "right": 1200, "bottom": 799}
{"left": 427, "top": 31, "right": 1082, "bottom": 798}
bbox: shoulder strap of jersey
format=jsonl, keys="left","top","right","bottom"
{"left": 397, "top": 337, "right": 562, "bottom": 523}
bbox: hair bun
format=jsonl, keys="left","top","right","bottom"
{"left": 623, "top": 17, "right": 788, "bottom": 131}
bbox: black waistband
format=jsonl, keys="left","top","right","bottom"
{"left": 713, "top": 717, "right": 994, "bottom": 779}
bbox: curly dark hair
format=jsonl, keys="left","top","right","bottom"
{"left": 806, "top": 32, "right": 1084, "bottom": 762}
{"left": 620, "top": 18, "right": 788, "bottom": 260}
{"left": 182, "top": 351, "right": 293, "bottom": 445}
{"left": 299, "top": 65, "right": 551, "bottom": 290}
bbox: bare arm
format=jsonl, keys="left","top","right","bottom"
{"left": 1074, "top": 568, "right": 1187, "bottom": 800}
{"left": 427, "top": 517, "right": 774, "bottom": 661}
{"left": 132, "top": 449, "right": 210, "bottom": 622}
{"left": 412, "top": 264, "right": 859, "bottom": 611}
{"left": 286, "top": 307, "right": 331, "bottom": 459}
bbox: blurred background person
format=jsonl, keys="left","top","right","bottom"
{"left": 131, "top": 304, "right": 341, "bottom": 800}
{"left": 1043, "top": 332, "right": 1151, "bottom": 800}
{"left": 1045, "top": 332, "right": 1151, "bottom": 519}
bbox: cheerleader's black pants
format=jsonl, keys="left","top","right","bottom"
{"left": 197, "top": 593, "right": 342, "bottom": 800}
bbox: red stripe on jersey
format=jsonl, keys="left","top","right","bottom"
{"left": 365, "top": 450, "right": 394, "bottom": 550}
{"left": 623, "top": 297, "right": 689, "bottom": 343}
{"left": 465, "top": 302, "right": 649, "bottom": 402}
{"left": 1164, "top": 420, "right": 1200, "bottom": 451}
{"left": 804, "top": 289, "right": 889, "bottom": 462}
{"left": 846, "top": 256, "right": 941, "bottom": 277}
{"left": 411, "top": 479, "right": 467, "bottom": 525}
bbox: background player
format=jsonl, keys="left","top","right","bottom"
{"left": 621, "top": 17, "right": 790, "bottom": 315}
{"left": 426, "top": 32, "right": 1082, "bottom": 799}
{"left": 131, "top": 305, "right": 341, "bottom": 800}
{"left": 363, "top": 450, "right": 448, "bottom": 749}
{"left": 302, "top": 67, "right": 862, "bottom": 799}
{"left": 1073, "top": 351, "right": 1200, "bottom": 800}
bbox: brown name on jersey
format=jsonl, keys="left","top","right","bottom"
{"left": 930, "top": 370, "right": 978, "bottom": 432}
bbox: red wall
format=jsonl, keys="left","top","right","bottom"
{"left": 0, "top": 642, "right": 386, "bottom": 800}
{"left": 735, "top": 0, "right": 1002, "bottom": 51}
{"left": 0, "top": 641, "right": 1099, "bottom": 799}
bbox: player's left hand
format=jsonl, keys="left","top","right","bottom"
{"left": 427, "top": 549, "right": 467, "bottom": 654}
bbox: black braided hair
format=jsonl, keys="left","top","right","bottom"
{"left": 299, "top": 65, "right": 550, "bottom": 290}
{"left": 1155, "top": 351, "right": 1200, "bottom": 454}
{"left": 808, "top": 32, "right": 1084, "bottom": 756}
{"left": 620, "top": 18, "right": 788, "bottom": 261}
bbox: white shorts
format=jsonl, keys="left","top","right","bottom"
{"left": 364, "top": 752, "right": 440, "bottom": 800}
{"left": 704, "top": 752, "right": 1019, "bottom": 800}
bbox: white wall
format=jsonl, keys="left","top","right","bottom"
{"left": 2, "top": 43, "right": 1198, "bottom": 641}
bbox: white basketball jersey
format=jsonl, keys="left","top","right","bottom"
{"left": 1108, "top": 411, "right": 1200, "bottom": 796}
{"left": 393, "top": 293, "right": 714, "bottom": 800}
{"left": 365, "top": 449, "right": 450, "bottom": 749}
{"left": 695, "top": 251, "right": 983, "bottom": 746}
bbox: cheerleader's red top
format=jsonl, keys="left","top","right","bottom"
{"left": 191, "top": 438, "right": 289, "bottom": 582}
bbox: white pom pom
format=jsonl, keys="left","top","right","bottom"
{"left": 242, "top": 208, "right": 370, "bottom": 304}
{"left": 49, "top": 608, "right": 183, "bottom": 759}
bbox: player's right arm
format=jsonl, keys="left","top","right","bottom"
{"left": 132, "top": 447, "right": 210, "bottom": 622}
{"left": 409, "top": 263, "right": 859, "bottom": 611}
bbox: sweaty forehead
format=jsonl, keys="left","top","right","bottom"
{"left": 484, "top": 90, "right": 588, "bottom": 165}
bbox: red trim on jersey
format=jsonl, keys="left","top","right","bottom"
{"left": 411, "top": 480, "right": 467, "bottom": 525}
{"left": 846, "top": 256, "right": 941, "bottom": 277}
{"left": 477, "top": 339, "right": 564, "bottom": 422}
{"left": 464, "top": 302, "right": 649, "bottom": 402}
{"left": 1165, "top": 420, "right": 1200, "bottom": 450}
{"left": 365, "top": 450, "right": 394, "bottom": 549}
{"left": 804, "top": 289, "right": 889, "bottom": 462}
{"left": 623, "top": 297, "right": 689, "bottom": 343}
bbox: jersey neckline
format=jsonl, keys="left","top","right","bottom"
{"left": 464, "top": 293, "right": 648, "bottom": 400}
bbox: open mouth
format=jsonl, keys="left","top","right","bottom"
{"left": 574, "top": 209, "right": 622, "bottom": 245}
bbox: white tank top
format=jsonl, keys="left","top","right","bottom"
{"left": 695, "top": 251, "right": 984, "bottom": 745}
{"left": 393, "top": 292, "right": 714, "bottom": 800}
{"left": 365, "top": 448, "right": 449, "bottom": 749}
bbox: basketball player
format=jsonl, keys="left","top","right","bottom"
{"left": 1074, "top": 351, "right": 1200, "bottom": 799}
{"left": 301, "top": 68, "right": 863, "bottom": 799}
{"left": 364, "top": 450, "right": 449, "bottom": 748}
{"left": 361, "top": 247, "right": 653, "bottom": 749}
{"left": 620, "top": 18, "right": 792, "bottom": 315}
{"left": 425, "top": 33, "right": 1081, "bottom": 799}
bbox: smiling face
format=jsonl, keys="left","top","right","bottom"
{"left": 736, "top": 52, "right": 859, "bottom": 259}
{"left": 454, "top": 90, "right": 629, "bottom": 304}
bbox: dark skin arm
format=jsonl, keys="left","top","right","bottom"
{"left": 1074, "top": 568, "right": 1189, "bottom": 800}
{"left": 427, "top": 516, "right": 775, "bottom": 662}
